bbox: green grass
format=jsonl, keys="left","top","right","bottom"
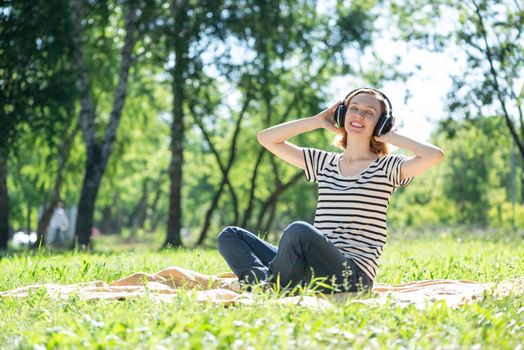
{"left": 1, "top": 229, "right": 523, "bottom": 349}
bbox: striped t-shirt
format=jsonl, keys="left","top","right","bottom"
{"left": 302, "top": 148, "right": 414, "bottom": 281}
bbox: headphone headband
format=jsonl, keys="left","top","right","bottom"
{"left": 343, "top": 87, "right": 393, "bottom": 117}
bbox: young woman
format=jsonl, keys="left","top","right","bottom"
{"left": 217, "top": 88, "right": 444, "bottom": 293}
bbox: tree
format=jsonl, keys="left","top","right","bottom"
{"left": 70, "top": 0, "right": 142, "bottom": 248}
{"left": 215, "top": 0, "right": 380, "bottom": 237}
{"left": 0, "top": 147, "right": 7, "bottom": 248}
{"left": 148, "top": 0, "right": 225, "bottom": 248}
{"left": 180, "top": 1, "right": 384, "bottom": 244}
{"left": 390, "top": 0, "right": 523, "bottom": 159}
{"left": 0, "top": 0, "right": 76, "bottom": 248}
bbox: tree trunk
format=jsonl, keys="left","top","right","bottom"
{"left": 258, "top": 155, "right": 283, "bottom": 235}
{"left": 76, "top": 145, "right": 105, "bottom": 247}
{"left": 241, "top": 149, "right": 266, "bottom": 229}
{"left": 165, "top": 75, "right": 184, "bottom": 248}
{"left": 126, "top": 179, "right": 149, "bottom": 241}
{"left": 164, "top": 0, "right": 189, "bottom": 248}
{"left": 0, "top": 147, "right": 8, "bottom": 249}
{"left": 263, "top": 199, "right": 278, "bottom": 240}
{"left": 36, "top": 202, "right": 55, "bottom": 247}
{"left": 195, "top": 180, "right": 227, "bottom": 246}
{"left": 255, "top": 171, "right": 303, "bottom": 232}
{"left": 71, "top": 0, "right": 138, "bottom": 248}
{"left": 99, "top": 205, "right": 113, "bottom": 234}
{"left": 147, "top": 170, "right": 166, "bottom": 233}
{"left": 148, "top": 184, "right": 162, "bottom": 233}
{"left": 255, "top": 188, "right": 278, "bottom": 234}
{"left": 112, "top": 192, "right": 123, "bottom": 234}
{"left": 100, "top": 192, "right": 123, "bottom": 235}
{"left": 26, "top": 202, "right": 31, "bottom": 235}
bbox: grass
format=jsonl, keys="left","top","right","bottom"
{"left": 0, "top": 229, "right": 523, "bottom": 349}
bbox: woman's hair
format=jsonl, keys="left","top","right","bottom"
{"left": 332, "top": 89, "right": 390, "bottom": 157}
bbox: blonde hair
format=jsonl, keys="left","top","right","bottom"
{"left": 332, "top": 89, "right": 390, "bottom": 157}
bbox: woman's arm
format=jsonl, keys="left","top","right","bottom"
{"left": 375, "top": 130, "right": 444, "bottom": 180}
{"left": 256, "top": 103, "right": 340, "bottom": 169}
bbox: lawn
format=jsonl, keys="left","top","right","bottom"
{"left": 0, "top": 229, "right": 523, "bottom": 349}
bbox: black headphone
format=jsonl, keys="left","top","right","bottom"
{"left": 334, "top": 87, "right": 394, "bottom": 137}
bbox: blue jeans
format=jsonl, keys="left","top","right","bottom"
{"left": 217, "top": 221, "right": 372, "bottom": 293}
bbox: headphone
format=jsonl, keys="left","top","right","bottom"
{"left": 334, "top": 87, "right": 394, "bottom": 137}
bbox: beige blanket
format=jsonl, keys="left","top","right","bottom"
{"left": 2, "top": 266, "right": 522, "bottom": 310}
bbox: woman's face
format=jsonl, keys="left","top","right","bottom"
{"left": 344, "top": 93, "right": 382, "bottom": 138}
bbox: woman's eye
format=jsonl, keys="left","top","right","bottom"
{"left": 348, "top": 106, "right": 375, "bottom": 117}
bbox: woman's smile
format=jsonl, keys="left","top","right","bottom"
{"left": 349, "top": 121, "right": 365, "bottom": 129}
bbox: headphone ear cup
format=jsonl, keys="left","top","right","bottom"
{"left": 334, "top": 103, "right": 346, "bottom": 128}
{"left": 373, "top": 115, "right": 393, "bottom": 136}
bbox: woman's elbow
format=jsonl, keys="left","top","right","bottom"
{"left": 257, "top": 130, "right": 285, "bottom": 146}
{"left": 256, "top": 131, "right": 267, "bottom": 145}
{"left": 433, "top": 148, "right": 444, "bottom": 163}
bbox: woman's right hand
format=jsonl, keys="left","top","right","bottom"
{"left": 315, "top": 102, "right": 344, "bottom": 134}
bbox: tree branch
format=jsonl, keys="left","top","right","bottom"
{"left": 473, "top": 0, "right": 524, "bottom": 158}
{"left": 101, "top": 1, "right": 139, "bottom": 163}
{"left": 189, "top": 89, "right": 253, "bottom": 245}
{"left": 71, "top": 0, "right": 96, "bottom": 149}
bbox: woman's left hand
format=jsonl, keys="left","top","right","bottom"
{"left": 374, "top": 117, "right": 397, "bottom": 143}
{"left": 374, "top": 130, "right": 396, "bottom": 143}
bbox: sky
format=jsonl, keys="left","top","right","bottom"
{"left": 319, "top": 2, "right": 465, "bottom": 142}
{"left": 328, "top": 43, "right": 464, "bottom": 142}
{"left": 206, "top": 1, "right": 466, "bottom": 143}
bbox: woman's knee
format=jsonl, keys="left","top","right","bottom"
{"left": 217, "top": 226, "right": 240, "bottom": 248}
{"left": 281, "top": 221, "right": 317, "bottom": 243}
{"left": 284, "top": 221, "right": 314, "bottom": 233}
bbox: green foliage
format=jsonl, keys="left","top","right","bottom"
{"left": 5, "top": 0, "right": 523, "bottom": 244}
{"left": 380, "top": 0, "right": 524, "bottom": 231}
{"left": 390, "top": 116, "right": 523, "bottom": 229}
{"left": 95, "top": 64, "right": 171, "bottom": 224}
{"left": 0, "top": 0, "right": 76, "bottom": 148}
{"left": 389, "top": 0, "right": 524, "bottom": 163}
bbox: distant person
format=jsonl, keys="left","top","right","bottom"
{"left": 218, "top": 88, "right": 444, "bottom": 293}
{"left": 91, "top": 226, "right": 101, "bottom": 237}
{"left": 48, "top": 201, "right": 69, "bottom": 247}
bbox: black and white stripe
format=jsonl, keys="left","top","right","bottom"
{"left": 303, "top": 147, "right": 413, "bottom": 281}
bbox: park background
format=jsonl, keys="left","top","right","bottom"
{"left": 1, "top": 0, "right": 523, "bottom": 250}
{"left": 1, "top": 1, "right": 523, "bottom": 349}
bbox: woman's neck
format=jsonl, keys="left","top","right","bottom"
{"left": 342, "top": 136, "right": 377, "bottom": 162}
